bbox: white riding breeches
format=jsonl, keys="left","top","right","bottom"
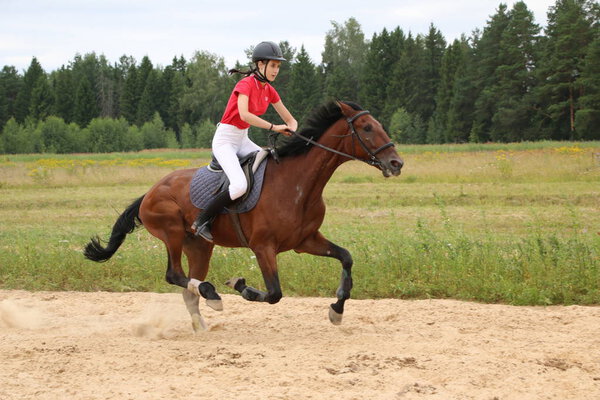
{"left": 212, "top": 123, "right": 262, "bottom": 200}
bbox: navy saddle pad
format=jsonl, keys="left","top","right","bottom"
{"left": 189, "top": 157, "right": 268, "bottom": 214}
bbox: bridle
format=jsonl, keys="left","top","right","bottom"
{"left": 288, "top": 110, "right": 395, "bottom": 168}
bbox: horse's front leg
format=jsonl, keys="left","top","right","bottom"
{"left": 182, "top": 235, "right": 221, "bottom": 332}
{"left": 295, "top": 231, "right": 353, "bottom": 325}
{"left": 226, "top": 245, "right": 282, "bottom": 304}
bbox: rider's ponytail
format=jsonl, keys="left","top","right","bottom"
{"left": 229, "top": 61, "right": 270, "bottom": 83}
{"left": 228, "top": 67, "right": 255, "bottom": 77}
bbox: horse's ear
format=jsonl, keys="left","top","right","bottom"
{"left": 336, "top": 101, "right": 354, "bottom": 117}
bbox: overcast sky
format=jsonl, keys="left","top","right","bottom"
{"left": 2, "top": 0, "right": 557, "bottom": 72}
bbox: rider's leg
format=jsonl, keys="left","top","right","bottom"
{"left": 192, "top": 190, "right": 234, "bottom": 242}
{"left": 192, "top": 124, "right": 249, "bottom": 241}
{"left": 238, "top": 131, "right": 262, "bottom": 156}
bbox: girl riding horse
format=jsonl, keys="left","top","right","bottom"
{"left": 192, "top": 41, "right": 298, "bottom": 241}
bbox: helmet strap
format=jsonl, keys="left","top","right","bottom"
{"left": 253, "top": 60, "right": 271, "bottom": 83}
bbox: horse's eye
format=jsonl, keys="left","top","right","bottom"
{"left": 364, "top": 124, "right": 372, "bottom": 133}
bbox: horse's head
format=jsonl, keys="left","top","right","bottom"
{"left": 337, "top": 101, "right": 403, "bottom": 177}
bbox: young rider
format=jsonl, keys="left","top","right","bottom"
{"left": 192, "top": 41, "right": 298, "bottom": 241}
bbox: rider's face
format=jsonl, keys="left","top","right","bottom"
{"left": 258, "top": 60, "right": 281, "bottom": 82}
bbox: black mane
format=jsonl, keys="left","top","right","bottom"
{"left": 276, "top": 100, "right": 363, "bottom": 158}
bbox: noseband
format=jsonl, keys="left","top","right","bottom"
{"left": 290, "top": 110, "right": 395, "bottom": 168}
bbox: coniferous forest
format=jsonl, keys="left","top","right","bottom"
{"left": 0, "top": 0, "right": 598, "bottom": 154}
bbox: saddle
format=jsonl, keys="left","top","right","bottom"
{"left": 189, "top": 149, "right": 270, "bottom": 214}
{"left": 207, "top": 149, "right": 270, "bottom": 203}
{"left": 189, "top": 149, "right": 270, "bottom": 248}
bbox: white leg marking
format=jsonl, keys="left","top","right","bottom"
{"left": 183, "top": 288, "right": 208, "bottom": 333}
{"left": 191, "top": 313, "right": 208, "bottom": 332}
{"left": 187, "top": 278, "right": 203, "bottom": 296}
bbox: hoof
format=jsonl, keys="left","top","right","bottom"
{"left": 328, "top": 305, "right": 343, "bottom": 325}
{"left": 199, "top": 281, "right": 221, "bottom": 301}
{"left": 206, "top": 299, "right": 223, "bottom": 311}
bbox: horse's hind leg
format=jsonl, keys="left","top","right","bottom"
{"left": 146, "top": 218, "right": 221, "bottom": 332}
{"left": 295, "top": 231, "right": 353, "bottom": 325}
{"left": 182, "top": 235, "right": 221, "bottom": 332}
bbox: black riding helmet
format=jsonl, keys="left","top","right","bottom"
{"left": 252, "top": 41, "right": 286, "bottom": 63}
{"left": 228, "top": 41, "right": 286, "bottom": 83}
{"left": 251, "top": 41, "right": 285, "bottom": 83}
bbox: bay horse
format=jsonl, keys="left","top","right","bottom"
{"left": 84, "top": 101, "right": 403, "bottom": 331}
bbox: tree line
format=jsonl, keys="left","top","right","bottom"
{"left": 0, "top": 0, "right": 598, "bottom": 154}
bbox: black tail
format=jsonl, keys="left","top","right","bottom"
{"left": 84, "top": 195, "right": 145, "bottom": 262}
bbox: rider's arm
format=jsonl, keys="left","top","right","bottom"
{"left": 272, "top": 100, "right": 298, "bottom": 133}
{"left": 238, "top": 94, "right": 295, "bottom": 136}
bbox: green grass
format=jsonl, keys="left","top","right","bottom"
{"left": 0, "top": 142, "right": 599, "bottom": 305}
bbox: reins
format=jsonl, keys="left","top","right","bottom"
{"left": 286, "top": 110, "right": 395, "bottom": 168}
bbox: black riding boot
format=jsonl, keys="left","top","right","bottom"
{"left": 192, "top": 190, "right": 233, "bottom": 242}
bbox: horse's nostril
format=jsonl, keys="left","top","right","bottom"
{"left": 391, "top": 159, "right": 403, "bottom": 170}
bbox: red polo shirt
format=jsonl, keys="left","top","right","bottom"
{"left": 220, "top": 75, "right": 281, "bottom": 129}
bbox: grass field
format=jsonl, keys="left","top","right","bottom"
{"left": 1, "top": 142, "right": 599, "bottom": 305}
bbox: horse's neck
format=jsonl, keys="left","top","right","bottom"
{"left": 278, "top": 122, "right": 349, "bottom": 202}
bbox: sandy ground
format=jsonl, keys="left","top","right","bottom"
{"left": 1, "top": 290, "right": 599, "bottom": 400}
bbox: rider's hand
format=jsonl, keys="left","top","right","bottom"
{"left": 273, "top": 124, "right": 293, "bottom": 137}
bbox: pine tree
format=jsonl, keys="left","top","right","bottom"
{"left": 428, "top": 37, "right": 469, "bottom": 143}
{"left": 120, "top": 65, "right": 139, "bottom": 125}
{"left": 113, "top": 55, "right": 136, "bottom": 118}
{"left": 159, "top": 57, "right": 186, "bottom": 133}
{"left": 159, "top": 66, "right": 177, "bottom": 132}
{"left": 29, "top": 75, "right": 54, "bottom": 121}
{"left": 136, "top": 56, "right": 153, "bottom": 99}
{"left": 14, "top": 57, "right": 45, "bottom": 122}
{"left": 70, "top": 53, "right": 101, "bottom": 119}
{"left": 534, "top": 0, "right": 597, "bottom": 139}
{"left": 136, "top": 69, "right": 161, "bottom": 126}
{"left": 383, "top": 33, "right": 426, "bottom": 126}
{"left": 420, "top": 24, "right": 446, "bottom": 123}
{"left": 172, "top": 55, "right": 187, "bottom": 73}
{"left": 489, "top": 1, "right": 541, "bottom": 142}
{"left": 471, "top": 4, "right": 511, "bottom": 142}
{"left": 360, "top": 28, "right": 405, "bottom": 119}
{"left": 73, "top": 77, "right": 98, "bottom": 127}
{"left": 0, "top": 66, "right": 22, "bottom": 129}
{"left": 52, "top": 66, "right": 75, "bottom": 123}
{"left": 96, "top": 55, "right": 118, "bottom": 118}
{"left": 274, "top": 41, "right": 295, "bottom": 99}
{"left": 286, "top": 45, "right": 321, "bottom": 122}
{"left": 447, "top": 35, "right": 478, "bottom": 142}
{"left": 575, "top": 36, "right": 600, "bottom": 139}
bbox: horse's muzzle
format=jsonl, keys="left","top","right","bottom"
{"left": 380, "top": 156, "right": 403, "bottom": 178}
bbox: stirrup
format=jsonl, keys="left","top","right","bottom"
{"left": 192, "top": 219, "right": 214, "bottom": 242}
